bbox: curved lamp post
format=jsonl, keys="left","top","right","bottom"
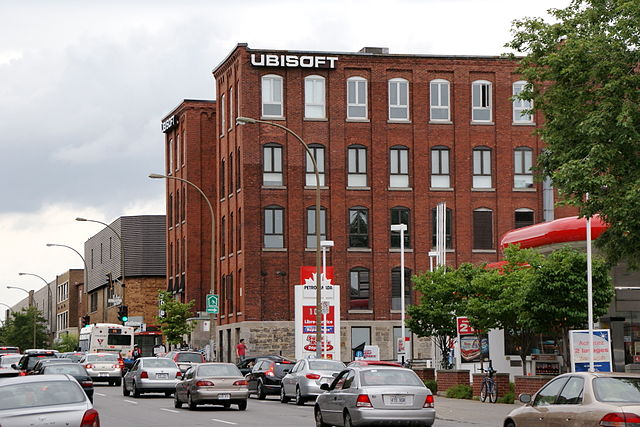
{"left": 149, "top": 173, "right": 216, "bottom": 360}
{"left": 6, "top": 286, "right": 36, "bottom": 347}
{"left": 18, "top": 273, "right": 52, "bottom": 338}
{"left": 237, "top": 116, "right": 324, "bottom": 358}
{"left": 46, "top": 243, "right": 88, "bottom": 291}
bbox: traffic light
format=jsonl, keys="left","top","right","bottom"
{"left": 118, "top": 305, "right": 129, "bottom": 324}
{"left": 82, "top": 315, "right": 91, "bottom": 326}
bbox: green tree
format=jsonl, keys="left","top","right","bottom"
{"left": 407, "top": 264, "right": 483, "bottom": 369}
{"left": 54, "top": 333, "right": 79, "bottom": 353}
{"left": 0, "top": 307, "right": 49, "bottom": 350}
{"left": 507, "top": 0, "right": 640, "bottom": 267}
{"left": 155, "top": 291, "right": 195, "bottom": 346}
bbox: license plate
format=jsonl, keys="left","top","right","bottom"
{"left": 218, "top": 394, "right": 230, "bottom": 400}
{"left": 99, "top": 372, "right": 109, "bottom": 376}
{"left": 384, "top": 394, "right": 412, "bottom": 406}
{"left": 156, "top": 373, "right": 169, "bottom": 379}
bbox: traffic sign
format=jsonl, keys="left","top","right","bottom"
{"left": 206, "top": 294, "right": 219, "bottom": 314}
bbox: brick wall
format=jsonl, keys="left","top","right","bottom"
{"left": 472, "top": 372, "right": 510, "bottom": 399}
{"left": 436, "top": 370, "right": 470, "bottom": 393}
{"left": 414, "top": 368, "right": 435, "bottom": 382}
{"left": 514, "top": 376, "right": 551, "bottom": 397}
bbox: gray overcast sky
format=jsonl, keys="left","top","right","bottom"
{"left": 0, "top": 0, "right": 568, "bottom": 316}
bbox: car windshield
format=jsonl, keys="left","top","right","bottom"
{"left": 594, "top": 377, "right": 640, "bottom": 402}
{"left": 143, "top": 359, "right": 176, "bottom": 368}
{"left": 0, "top": 380, "right": 86, "bottom": 409}
{"left": 360, "top": 369, "right": 425, "bottom": 387}
{"left": 0, "top": 355, "right": 22, "bottom": 366}
{"left": 198, "top": 364, "right": 242, "bottom": 377}
{"left": 27, "top": 355, "right": 56, "bottom": 370}
{"left": 86, "top": 354, "right": 118, "bottom": 362}
{"left": 176, "top": 353, "right": 203, "bottom": 363}
{"left": 309, "top": 360, "right": 346, "bottom": 371}
{"left": 62, "top": 354, "right": 84, "bottom": 363}
{"left": 43, "top": 364, "right": 86, "bottom": 375}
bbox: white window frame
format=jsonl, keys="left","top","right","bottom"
{"left": 347, "top": 76, "right": 368, "bottom": 120}
{"left": 514, "top": 147, "right": 534, "bottom": 188}
{"left": 305, "top": 144, "right": 325, "bottom": 186}
{"left": 168, "top": 138, "right": 173, "bottom": 175}
{"left": 306, "top": 206, "right": 327, "bottom": 248}
{"left": 513, "top": 80, "right": 533, "bottom": 123}
{"left": 430, "top": 79, "right": 450, "bottom": 122}
{"left": 304, "top": 75, "right": 326, "bottom": 119}
{"left": 229, "top": 87, "right": 234, "bottom": 131}
{"left": 472, "top": 80, "right": 492, "bottom": 123}
{"left": 388, "top": 78, "right": 409, "bottom": 121}
{"left": 261, "top": 74, "right": 283, "bottom": 118}
{"left": 431, "top": 146, "right": 450, "bottom": 188}
{"left": 473, "top": 146, "right": 492, "bottom": 188}
{"left": 389, "top": 146, "right": 409, "bottom": 188}
{"left": 263, "top": 143, "right": 283, "bottom": 186}
{"left": 264, "top": 205, "right": 284, "bottom": 248}
{"left": 220, "top": 93, "right": 226, "bottom": 136}
{"left": 348, "top": 145, "right": 367, "bottom": 187}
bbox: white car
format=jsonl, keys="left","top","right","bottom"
{"left": 123, "top": 357, "right": 182, "bottom": 397}
{"left": 80, "top": 352, "right": 123, "bottom": 386}
{"left": 281, "top": 358, "right": 345, "bottom": 405}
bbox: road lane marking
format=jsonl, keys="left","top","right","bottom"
{"left": 123, "top": 399, "right": 139, "bottom": 405}
{"left": 95, "top": 393, "right": 106, "bottom": 397}
{"left": 211, "top": 419, "right": 237, "bottom": 425}
{"left": 160, "top": 408, "right": 180, "bottom": 414}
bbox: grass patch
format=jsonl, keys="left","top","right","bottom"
{"left": 445, "top": 384, "right": 473, "bottom": 399}
{"left": 424, "top": 379, "right": 437, "bottom": 394}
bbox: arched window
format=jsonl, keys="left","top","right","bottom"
{"left": 347, "top": 76, "right": 368, "bottom": 119}
{"left": 348, "top": 206, "right": 369, "bottom": 248}
{"left": 306, "top": 206, "right": 327, "bottom": 248}
{"left": 347, "top": 145, "right": 367, "bottom": 187}
{"left": 514, "top": 147, "right": 534, "bottom": 188}
{"left": 388, "top": 78, "right": 409, "bottom": 120}
{"left": 430, "top": 79, "right": 450, "bottom": 121}
{"left": 306, "top": 144, "right": 325, "bottom": 186}
{"left": 431, "top": 146, "right": 450, "bottom": 188}
{"left": 472, "top": 80, "right": 492, "bottom": 122}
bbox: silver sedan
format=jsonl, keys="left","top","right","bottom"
{"left": 281, "top": 358, "right": 345, "bottom": 405}
{"left": 315, "top": 366, "right": 435, "bottom": 427}
{"left": 123, "top": 357, "right": 182, "bottom": 397}
{"left": 174, "top": 363, "right": 249, "bottom": 410}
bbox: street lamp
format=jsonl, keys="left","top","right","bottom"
{"left": 149, "top": 173, "right": 217, "bottom": 360}
{"left": 391, "top": 223, "right": 408, "bottom": 364}
{"left": 46, "top": 243, "right": 88, "bottom": 293}
{"left": 6, "top": 286, "right": 36, "bottom": 347}
{"left": 320, "top": 240, "right": 334, "bottom": 359}
{"left": 18, "top": 273, "right": 52, "bottom": 338}
{"left": 237, "top": 116, "right": 324, "bottom": 358}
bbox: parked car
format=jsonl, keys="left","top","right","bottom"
{"left": 315, "top": 366, "right": 435, "bottom": 427}
{"left": 80, "top": 352, "right": 122, "bottom": 386}
{"left": 174, "top": 362, "right": 248, "bottom": 410}
{"left": 123, "top": 357, "right": 182, "bottom": 397}
{"left": 165, "top": 350, "right": 206, "bottom": 373}
{"left": 36, "top": 363, "right": 94, "bottom": 402}
{"left": 281, "top": 358, "right": 345, "bottom": 405}
{"left": 246, "top": 357, "right": 295, "bottom": 400}
{"left": 347, "top": 360, "right": 402, "bottom": 368}
{"left": 60, "top": 351, "right": 86, "bottom": 363}
{"left": 15, "top": 350, "right": 58, "bottom": 374}
{"left": 504, "top": 371, "right": 640, "bottom": 427}
{"left": 30, "top": 358, "right": 78, "bottom": 375}
{"left": 0, "top": 354, "right": 21, "bottom": 378}
{"left": 0, "top": 374, "right": 99, "bottom": 427}
{"left": 237, "top": 355, "right": 292, "bottom": 376}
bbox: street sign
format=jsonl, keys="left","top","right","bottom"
{"left": 206, "top": 294, "right": 219, "bottom": 314}
{"left": 108, "top": 297, "right": 122, "bottom": 305}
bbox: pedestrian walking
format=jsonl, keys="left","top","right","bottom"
{"left": 236, "top": 338, "right": 247, "bottom": 362}
{"left": 132, "top": 345, "right": 142, "bottom": 360}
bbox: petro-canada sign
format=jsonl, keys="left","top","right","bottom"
{"left": 251, "top": 53, "right": 338, "bottom": 69}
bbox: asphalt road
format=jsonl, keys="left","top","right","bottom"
{"left": 93, "top": 383, "right": 514, "bottom": 426}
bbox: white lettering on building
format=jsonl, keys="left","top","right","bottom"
{"left": 251, "top": 53, "right": 338, "bottom": 69}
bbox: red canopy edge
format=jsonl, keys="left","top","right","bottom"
{"left": 500, "top": 215, "right": 608, "bottom": 249}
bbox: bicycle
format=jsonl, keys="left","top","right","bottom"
{"left": 480, "top": 362, "right": 498, "bottom": 403}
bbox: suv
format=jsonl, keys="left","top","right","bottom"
{"left": 246, "top": 358, "right": 295, "bottom": 400}
{"left": 15, "top": 350, "right": 59, "bottom": 375}
{"left": 237, "top": 355, "right": 291, "bottom": 376}
{"left": 165, "top": 351, "right": 206, "bottom": 373}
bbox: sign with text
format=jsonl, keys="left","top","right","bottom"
{"left": 251, "top": 53, "right": 338, "bottom": 69}
{"left": 456, "top": 317, "right": 482, "bottom": 364}
{"left": 569, "top": 329, "right": 612, "bottom": 372}
{"left": 206, "top": 294, "right": 219, "bottom": 314}
{"left": 457, "top": 317, "right": 477, "bottom": 336}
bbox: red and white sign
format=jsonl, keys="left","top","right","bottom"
{"left": 457, "top": 317, "right": 477, "bottom": 336}
{"left": 303, "top": 305, "right": 335, "bottom": 333}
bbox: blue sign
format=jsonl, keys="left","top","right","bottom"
{"left": 355, "top": 350, "right": 364, "bottom": 358}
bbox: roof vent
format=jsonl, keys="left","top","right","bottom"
{"left": 358, "top": 47, "right": 389, "bottom": 54}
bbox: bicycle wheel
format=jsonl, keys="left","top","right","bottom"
{"left": 489, "top": 381, "right": 498, "bottom": 403}
{"left": 480, "top": 381, "right": 488, "bottom": 402}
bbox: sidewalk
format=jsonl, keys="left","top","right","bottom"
{"left": 434, "top": 395, "right": 518, "bottom": 426}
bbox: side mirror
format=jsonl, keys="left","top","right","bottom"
{"left": 11, "top": 364, "right": 17, "bottom": 370}
{"left": 283, "top": 368, "right": 291, "bottom": 373}
{"left": 320, "top": 383, "right": 330, "bottom": 391}
{"left": 519, "top": 393, "right": 532, "bottom": 404}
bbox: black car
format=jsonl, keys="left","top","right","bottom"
{"left": 36, "top": 363, "right": 94, "bottom": 402}
{"left": 246, "top": 358, "right": 294, "bottom": 400}
{"left": 237, "top": 355, "right": 292, "bottom": 376}
{"left": 31, "top": 358, "right": 78, "bottom": 375}
{"left": 15, "top": 350, "right": 58, "bottom": 374}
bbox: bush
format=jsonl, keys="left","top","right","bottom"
{"left": 445, "top": 384, "right": 473, "bottom": 399}
{"left": 424, "top": 379, "right": 437, "bottom": 394}
{"left": 497, "top": 392, "right": 515, "bottom": 404}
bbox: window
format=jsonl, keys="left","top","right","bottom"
{"left": 168, "top": 193, "right": 173, "bottom": 227}
{"left": 168, "top": 138, "right": 173, "bottom": 173}
{"left": 556, "top": 377, "right": 584, "bottom": 405}
{"left": 391, "top": 267, "right": 412, "bottom": 310}
{"left": 181, "top": 185, "right": 185, "bottom": 222}
{"left": 389, "top": 146, "right": 409, "bottom": 188}
{"left": 513, "top": 81, "right": 533, "bottom": 123}
{"left": 176, "top": 134, "right": 181, "bottom": 169}
{"left": 349, "top": 207, "right": 369, "bottom": 248}
{"left": 229, "top": 87, "right": 234, "bottom": 130}
{"left": 261, "top": 74, "right": 283, "bottom": 117}
{"left": 220, "top": 216, "right": 226, "bottom": 256}
{"left": 533, "top": 377, "right": 569, "bottom": 407}
{"left": 349, "top": 268, "right": 370, "bottom": 310}
{"left": 182, "top": 130, "right": 186, "bottom": 166}
{"left": 388, "top": 78, "right": 409, "bottom": 120}
{"left": 351, "top": 327, "right": 371, "bottom": 349}
{"left": 347, "top": 77, "right": 367, "bottom": 119}
{"left": 264, "top": 206, "right": 284, "bottom": 248}
{"left": 348, "top": 145, "right": 367, "bottom": 187}
{"left": 89, "top": 292, "right": 98, "bottom": 312}
{"left": 220, "top": 93, "right": 225, "bottom": 136}
{"left": 431, "top": 146, "right": 450, "bottom": 188}
{"left": 390, "top": 207, "right": 410, "bottom": 248}
{"left": 514, "top": 147, "right": 534, "bottom": 188}
{"left": 229, "top": 152, "right": 234, "bottom": 194}
{"left": 220, "top": 159, "right": 226, "bottom": 198}
{"left": 473, "top": 208, "right": 494, "bottom": 250}
{"left": 237, "top": 208, "right": 242, "bottom": 251}
{"left": 237, "top": 148, "right": 241, "bottom": 189}
{"left": 176, "top": 190, "right": 180, "bottom": 224}
{"left": 306, "top": 207, "right": 327, "bottom": 248}
{"left": 306, "top": 144, "right": 325, "bottom": 186}
{"left": 229, "top": 212, "right": 234, "bottom": 253}
{"left": 473, "top": 146, "right": 492, "bottom": 188}
{"left": 515, "top": 209, "right": 534, "bottom": 229}
{"left": 432, "top": 207, "right": 453, "bottom": 249}
{"left": 472, "top": 80, "right": 492, "bottom": 122}
{"left": 304, "top": 75, "right": 325, "bottom": 119}
{"left": 430, "top": 79, "right": 450, "bottom": 121}
{"left": 263, "top": 144, "right": 283, "bottom": 186}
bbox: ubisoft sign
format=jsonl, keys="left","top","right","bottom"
{"left": 251, "top": 53, "right": 338, "bottom": 69}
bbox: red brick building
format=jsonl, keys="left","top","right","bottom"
{"left": 163, "top": 44, "right": 568, "bottom": 361}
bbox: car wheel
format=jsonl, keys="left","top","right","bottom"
{"left": 115, "top": 378, "right": 122, "bottom": 387}
{"left": 280, "top": 386, "right": 290, "bottom": 403}
{"left": 122, "top": 381, "right": 130, "bottom": 397}
{"left": 257, "top": 382, "right": 266, "bottom": 400}
{"left": 174, "top": 392, "right": 182, "bottom": 408}
{"left": 165, "top": 391, "right": 173, "bottom": 397}
{"left": 344, "top": 412, "right": 353, "bottom": 427}
{"left": 188, "top": 393, "right": 197, "bottom": 410}
{"left": 315, "top": 407, "right": 328, "bottom": 427}
{"left": 132, "top": 381, "right": 140, "bottom": 398}
{"left": 295, "top": 387, "right": 305, "bottom": 406}
{"left": 505, "top": 421, "right": 516, "bottom": 427}
{"left": 238, "top": 400, "right": 247, "bottom": 411}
